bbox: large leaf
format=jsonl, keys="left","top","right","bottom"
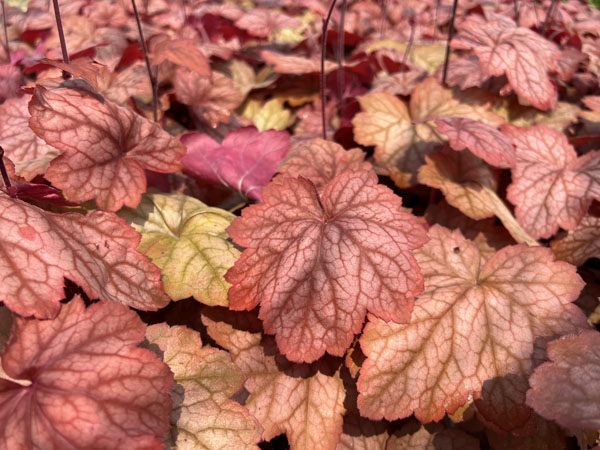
{"left": 226, "top": 170, "right": 429, "bottom": 362}
{"left": 202, "top": 308, "right": 346, "bottom": 450}
{"left": 357, "top": 225, "right": 588, "bottom": 423}
{"left": 181, "top": 127, "right": 290, "bottom": 202}
{"left": 451, "top": 14, "right": 559, "bottom": 110}
{"left": 504, "top": 124, "right": 600, "bottom": 239}
{"left": 0, "top": 297, "right": 173, "bottom": 449}
{"left": 0, "top": 195, "right": 169, "bottom": 319}
{"left": 145, "top": 323, "right": 262, "bottom": 449}
{"left": 352, "top": 77, "right": 502, "bottom": 187}
{"left": 120, "top": 193, "right": 239, "bottom": 306}
{"left": 526, "top": 330, "right": 600, "bottom": 430}
{"left": 28, "top": 82, "right": 186, "bottom": 211}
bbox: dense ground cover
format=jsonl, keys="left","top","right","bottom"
{"left": 0, "top": 0, "right": 600, "bottom": 448}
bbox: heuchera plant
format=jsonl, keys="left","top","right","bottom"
{"left": 1, "top": 0, "right": 600, "bottom": 448}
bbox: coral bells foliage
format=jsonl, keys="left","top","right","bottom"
{"left": 3, "top": 0, "right": 600, "bottom": 449}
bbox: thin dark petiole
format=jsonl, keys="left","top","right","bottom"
{"left": 321, "top": 0, "right": 338, "bottom": 140}
{"left": 131, "top": 0, "right": 158, "bottom": 122}
{"left": 379, "top": 0, "right": 388, "bottom": 39}
{"left": 441, "top": 0, "right": 459, "bottom": 86}
{"left": 433, "top": 0, "right": 441, "bottom": 41}
{"left": 541, "top": 0, "right": 558, "bottom": 35}
{"left": 0, "top": 146, "right": 13, "bottom": 192}
{"left": 513, "top": 0, "right": 520, "bottom": 26}
{"left": 1, "top": 0, "right": 9, "bottom": 64}
{"left": 51, "top": 0, "right": 69, "bottom": 64}
{"left": 401, "top": 14, "right": 415, "bottom": 69}
{"left": 336, "top": 0, "right": 347, "bottom": 113}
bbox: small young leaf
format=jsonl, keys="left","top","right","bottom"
{"left": 504, "top": 124, "right": 600, "bottom": 239}
{"left": 28, "top": 82, "right": 186, "bottom": 211}
{"left": 357, "top": 225, "right": 588, "bottom": 423}
{"left": 145, "top": 323, "right": 262, "bottom": 449}
{"left": 120, "top": 193, "right": 239, "bottom": 305}
{"left": 226, "top": 170, "right": 428, "bottom": 362}
{"left": 0, "top": 297, "right": 173, "bottom": 449}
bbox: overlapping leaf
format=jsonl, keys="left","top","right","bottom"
{"left": 504, "top": 124, "right": 600, "bottom": 239}
{"left": 277, "top": 138, "right": 371, "bottom": 191}
{"left": 28, "top": 82, "right": 186, "bottom": 211}
{"left": 226, "top": 170, "right": 428, "bottom": 362}
{"left": 357, "top": 225, "right": 588, "bottom": 423}
{"left": 0, "top": 297, "right": 173, "bottom": 449}
{"left": 202, "top": 308, "right": 346, "bottom": 450}
{"left": 0, "top": 194, "right": 169, "bottom": 318}
{"left": 120, "top": 193, "right": 239, "bottom": 305}
{"left": 527, "top": 330, "right": 600, "bottom": 430}
{"left": 386, "top": 421, "right": 479, "bottom": 450}
{"left": 145, "top": 323, "right": 262, "bottom": 449}
{"left": 181, "top": 127, "right": 290, "bottom": 201}
{"left": 451, "top": 14, "right": 559, "bottom": 110}
{"left": 551, "top": 215, "right": 600, "bottom": 266}
{"left": 352, "top": 77, "right": 502, "bottom": 187}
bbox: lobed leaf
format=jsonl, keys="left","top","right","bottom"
{"left": 357, "top": 225, "right": 588, "bottom": 423}
{"left": 145, "top": 323, "right": 262, "bottom": 449}
{"left": 226, "top": 170, "right": 428, "bottom": 362}
{"left": 28, "top": 82, "right": 186, "bottom": 211}
{"left": 0, "top": 297, "right": 173, "bottom": 449}
{"left": 550, "top": 215, "right": 600, "bottom": 266}
{"left": 0, "top": 195, "right": 169, "bottom": 318}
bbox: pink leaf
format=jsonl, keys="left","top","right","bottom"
{"left": 0, "top": 195, "right": 169, "bottom": 319}
{"left": 225, "top": 170, "right": 429, "bottom": 362}
{"left": 28, "top": 82, "right": 186, "bottom": 211}
{"left": 527, "top": 330, "right": 600, "bottom": 430}
{"left": 434, "top": 117, "right": 515, "bottom": 168}
{"left": 181, "top": 127, "right": 290, "bottom": 202}
{"left": 0, "top": 297, "right": 173, "bottom": 449}
{"left": 551, "top": 215, "right": 600, "bottom": 266}
{"left": 504, "top": 124, "right": 600, "bottom": 239}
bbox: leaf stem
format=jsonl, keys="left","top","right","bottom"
{"left": 541, "top": 0, "right": 558, "bottom": 35}
{"left": 401, "top": 13, "right": 415, "bottom": 69}
{"left": 336, "top": 0, "right": 346, "bottom": 113}
{"left": 321, "top": 0, "right": 338, "bottom": 140}
{"left": 0, "top": 146, "right": 13, "bottom": 192}
{"left": 1, "top": 0, "right": 9, "bottom": 64}
{"left": 441, "top": 0, "right": 459, "bottom": 86}
{"left": 513, "top": 0, "right": 520, "bottom": 26}
{"left": 131, "top": 0, "right": 158, "bottom": 122}
{"left": 379, "top": 0, "right": 388, "bottom": 39}
{"left": 482, "top": 186, "right": 539, "bottom": 246}
{"left": 51, "top": 0, "right": 69, "bottom": 64}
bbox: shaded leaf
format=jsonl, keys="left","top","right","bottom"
{"left": 202, "top": 308, "right": 346, "bottom": 450}
{"left": 486, "top": 416, "right": 565, "bottom": 450}
{"left": 145, "top": 323, "right": 262, "bottom": 449}
{"left": 434, "top": 117, "right": 514, "bottom": 168}
{"left": 181, "top": 127, "right": 290, "bottom": 202}
{"left": 504, "top": 124, "right": 600, "bottom": 239}
{"left": 120, "top": 193, "right": 239, "bottom": 305}
{"left": 0, "top": 195, "right": 169, "bottom": 318}
{"left": 277, "top": 138, "right": 371, "bottom": 191}
{"left": 28, "top": 82, "right": 185, "bottom": 211}
{"left": 226, "top": 170, "right": 428, "bottom": 362}
{"left": 357, "top": 225, "right": 588, "bottom": 422}
{"left": 452, "top": 14, "right": 559, "bottom": 110}
{"left": 386, "top": 420, "right": 479, "bottom": 450}
{"left": 0, "top": 297, "right": 173, "bottom": 449}
{"left": 551, "top": 215, "right": 600, "bottom": 266}
{"left": 527, "top": 330, "right": 600, "bottom": 430}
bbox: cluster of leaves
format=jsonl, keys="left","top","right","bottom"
{"left": 1, "top": 0, "right": 600, "bottom": 448}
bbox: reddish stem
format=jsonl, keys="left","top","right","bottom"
{"left": 321, "top": 0, "right": 338, "bottom": 140}
{"left": 441, "top": 0, "right": 459, "bottom": 86}
{"left": 1, "top": 0, "right": 9, "bottom": 64}
{"left": 433, "top": 0, "right": 441, "bottom": 41}
{"left": 51, "top": 0, "right": 69, "bottom": 64}
{"left": 380, "top": 0, "right": 388, "bottom": 39}
{"left": 131, "top": 0, "right": 158, "bottom": 122}
{"left": 513, "top": 0, "right": 520, "bottom": 26}
{"left": 336, "top": 0, "right": 347, "bottom": 113}
{"left": 401, "top": 14, "right": 416, "bottom": 69}
{"left": 0, "top": 146, "right": 13, "bottom": 192}
{"left": 541, "top": 0, "right": 558, "bottom": 35}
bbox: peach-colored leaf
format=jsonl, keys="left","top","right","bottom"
{"left": 551, "top": 215, "right": 600, "bottom": 266}
{"left": 434, "top": 117, "right": 514, "bottom": 168}
{"left": 504, "top": 124, "right": 600, "bottom": 239}
{"left": 527, "top": 330, "right": 600, "bottom": 430}
{"left": 0, "top": 95, "right": 60, "bottom": 180}
{"left": 357, "top": 225, "right": 588, "bottom": 423}
{"left": 151, "top": 37, "right": 211, "bottom": 78}
{"left": 145, "top": 323, "right": 262, "bottom": 449}
{"left": 226, "top": 170, "right": 428, "bottom": 362}
{"left": 452, "top": 14, "right": 559, "bottom": 110}
{"left": 0, "top": 195, "right": 169, "bottom": 319}
{"left": 202, "top": 308, "right": 346, "bottom": 450}
{"left": 277, "top": 138, "right": 371, "bottom": 191}
{"left": 418, "top": 147, "right": 498, "bottom": 220}
{"left": 434, "top": 55, "right": 488, "bottom": 90}
{"left": 235, "top": 8, "right": 300, "bottom": 38}
{"left": 260, "top": 50, "right": 337, "bottom": 75}
{"left": 181, "top": 127, "right": 290, "bottom": 201}
{"left": 28, "top": 82, "right": 186, "bottom": 211}
{"left": 0, "top": 297, "right": 173, "bottom": 450}
{"left": 352, "top": 77, "right": 502, "bottom": 187}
